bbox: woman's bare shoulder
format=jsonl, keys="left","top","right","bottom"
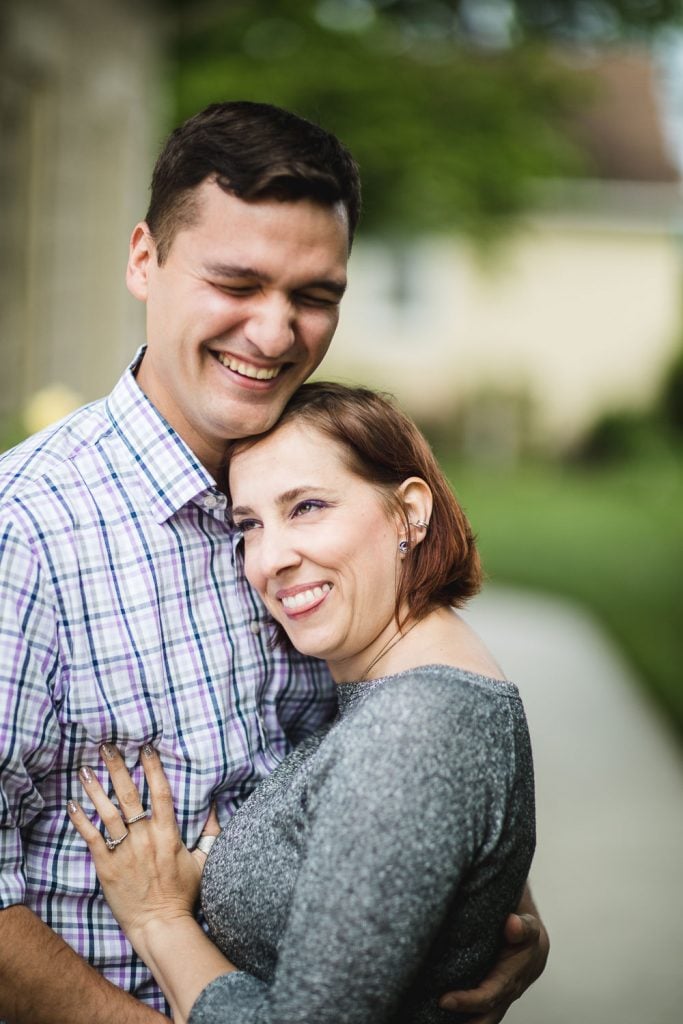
{"left": 396, "top": 606, "right": 507, "bottom": 682}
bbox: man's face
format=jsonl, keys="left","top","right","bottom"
{"left": 127, "top": 179, "right": 349, "bottom": 476}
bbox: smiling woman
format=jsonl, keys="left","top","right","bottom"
{"left": 228, "top": 382, "right": 483, "bottom": 654}
{"left": 69, "top": 381, "right": 539, "bottom": 1024}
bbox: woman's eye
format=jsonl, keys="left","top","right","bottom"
{"left": 234, "top": 518, "right": 261, "bottom": 533}
{"left": 292, "top": 500, "right": 326, "bottom": 518}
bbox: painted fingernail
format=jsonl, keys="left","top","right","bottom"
{"left": 141, "top": 743, "right": 156, "bottom": 759}
{"left": 79, "top": 766, "right": 94, "bottom": 784}
{"left": 67, "top": 800, "right": 79, "bottom": 815}
{"left": 100, "top": 743, "right": 117, "bottom": 761}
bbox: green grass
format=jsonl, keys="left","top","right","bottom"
{"left": 441, "top": 454, "right": 683, "bottom": 739}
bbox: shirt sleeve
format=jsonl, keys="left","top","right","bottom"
{"left": 0, "top": 511, "right": 62, "bottom": 908}
{"left": 189, "top": 680, "right": 511, "bottom": 1024}
{"left": 272, "top": 649, "right": 337, "bottom": 746}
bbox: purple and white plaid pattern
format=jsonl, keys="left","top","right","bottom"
{"left": 0, "top": 358, "right": 335, "bottom": 1010}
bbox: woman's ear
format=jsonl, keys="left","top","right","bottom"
{"left": 395, "top": 477, "right": 433, "bottom": 549}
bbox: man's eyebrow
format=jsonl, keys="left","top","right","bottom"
{"left": 205, "top": 262, "right": 267, "bottom": 280}
{"left": 204, "top": 262, "right": 347, "bottom": 297}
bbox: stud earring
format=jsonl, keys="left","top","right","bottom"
{"left": 398, "top": 540, "right": 410, "bottom": 555}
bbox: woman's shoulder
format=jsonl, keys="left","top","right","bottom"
{"left": 347, "top": 664, "right": 520, "bottom": 711}
{"left": 336, "top": 665, "right": 525, "bottom": 752}
{"left": 318, "top": 667, "right": 529, "bottom": 809}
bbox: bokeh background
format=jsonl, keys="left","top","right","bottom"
{"left": 1, "top": 1, "right": 682, "bottom": 1021}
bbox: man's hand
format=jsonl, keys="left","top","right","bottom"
{"left": 439, "top": 909, "right": 550, "bottom": 1023}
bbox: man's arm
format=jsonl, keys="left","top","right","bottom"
{"left": 0, "top": 905, "right": 166, "bottom": 1024}
{"left": 0, "top": 520, "right": 164, "bottom": 1022}
{"left": 439, "top": 883, "right": 550, "bottom": 1022}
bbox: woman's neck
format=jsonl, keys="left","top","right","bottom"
{"left": 329, "top": 606, "right": 507, "bottom": 685}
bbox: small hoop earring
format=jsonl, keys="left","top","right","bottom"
{"left": 398, "top": 539, "right": 410, "bottom": 555}
{"left": 412, "top": 520, "right": 429, "bottom": 530}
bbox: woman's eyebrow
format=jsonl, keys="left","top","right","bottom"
{"left": 231, "top": 487, "right": 334, "bottom": 519}
{"left": 230, "top": 503, "right": 255, "bottom": 519}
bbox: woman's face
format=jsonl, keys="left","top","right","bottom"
{"left": 229, "top": 421, "right": 404, "bottom": 681}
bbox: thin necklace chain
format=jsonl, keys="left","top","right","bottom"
{"left": 358, "top": 619, "right": 420, "bottom": 682}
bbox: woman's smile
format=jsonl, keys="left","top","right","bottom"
{"left": 276, "top": 582, "right": 333, "bottom": 617}
{"left": 229, "top": 421, "right": 403, "bottom": 679}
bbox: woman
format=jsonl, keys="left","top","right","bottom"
{"left": 69, "top": 382, "right": 537, "bottom": 1024}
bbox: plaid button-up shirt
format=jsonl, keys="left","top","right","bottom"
{"left": 0, "top": 357, "right": 335, "bottom": 1010}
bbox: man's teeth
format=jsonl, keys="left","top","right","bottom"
{"left": 281, "top": 584, "right": 331, "bottom": 610}
{"left": 217, "top": 354, "right": 281, "bottom": 380}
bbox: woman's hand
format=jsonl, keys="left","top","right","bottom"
{"left": 69, "top": 745, "right": 232, "bottom": 1024}
{"left": 68, "top": 744, "right": 215, "bottom": 945}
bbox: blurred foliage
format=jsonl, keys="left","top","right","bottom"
{"left": 168, "top": 1, "right": 586, "bottom": 239}
{"left": 574, "top": 408, "right": 672, "bottom": 462}
{"left": 661, "top": 345, "right": 683, "bottom": 435}
{"left": 574, "top": 341, "right": 683, "bottom": 462}
{"left": 500, "top": 0, "right": 683, "bottom": 38}
{"left": 444, "top": 452, "right": 683, "bottom": 740}
{"left": 167, "top": 0, "right": 682, "bottom": 239}
{"left": 0, "top": 417, "right": 28, "bottom": 455}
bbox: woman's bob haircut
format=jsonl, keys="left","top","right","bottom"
{"left": 227, "top": 381, "right": 481, "bottom": 628}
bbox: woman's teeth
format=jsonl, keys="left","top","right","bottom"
{"left": 281, "top": 584, "right": 331, "bottom": 611}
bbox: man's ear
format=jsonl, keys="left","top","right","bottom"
{"left": 395, "top": 477, "right": 433, "bottom": 549}
{"left": 126, "top": 222, "right": 156, "bottom": 302}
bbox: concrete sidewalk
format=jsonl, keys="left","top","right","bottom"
{"left": 462, "top": 587, "right": 683, "bottom": 1024}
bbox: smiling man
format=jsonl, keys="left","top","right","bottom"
{"left": 131, "top": 181, "right": 349, "bottom": 477}
{"left": 0, "top": 102, "right": 547, "bottom": 1023}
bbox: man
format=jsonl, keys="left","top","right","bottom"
{"left": 0, "top": 101, "right": 547, "bottom": 1022}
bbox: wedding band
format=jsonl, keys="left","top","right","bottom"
{"left": 123, "top": 811, "right": 149, "bottom": 825}
{"left": 105, "top": 830, "right": 129, "bottom": 851}
{"left": 195, "top": 835, "right": 217, "bottom": 856}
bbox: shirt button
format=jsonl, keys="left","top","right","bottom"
{"left": 249, "top": 620, "right": 260, "bottom": 635}
{"left": 202, "top": 493, "right": 228, "bottom": 511}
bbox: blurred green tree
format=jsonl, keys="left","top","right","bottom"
{"left": 167, "top": 0, "right": 681, "bottom": 239}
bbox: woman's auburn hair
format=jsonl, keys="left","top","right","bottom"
{"left": 227, "top": 382, "right": 482, "bottom": 627}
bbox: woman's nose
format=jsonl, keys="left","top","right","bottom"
{"left": 259, "top": 528, "right": 301, "bottom": 580}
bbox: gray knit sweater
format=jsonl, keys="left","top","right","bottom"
{"left": 190, "top": 665, "right": 535, "bottom": 1024}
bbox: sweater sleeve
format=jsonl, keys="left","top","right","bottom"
{"left": 189, "top": 678, "right": 514, "bottom": 1024}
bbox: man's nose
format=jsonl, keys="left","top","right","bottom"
{"left": 244, "top": 295, "right": 295, "bottom": 357}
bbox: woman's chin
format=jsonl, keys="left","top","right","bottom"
{"left": 281, "top": 628, "right": 335, "bottom": 665}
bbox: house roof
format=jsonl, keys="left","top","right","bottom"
{"left": 563, "top": 47, "right": 680, "bottom": 183}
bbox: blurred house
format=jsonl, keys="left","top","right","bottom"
{"left": 0, "top": 0, "right": 165, "bottom": 430}
{"left": 324, "top": 48, "right": 683, "bottom": 455}
{"left": 2, "top": 24, "right": 681, "bottom": 456}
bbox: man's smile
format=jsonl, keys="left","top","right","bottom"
{"left": 215, "top": 352, "right": 283, "bottom": 381}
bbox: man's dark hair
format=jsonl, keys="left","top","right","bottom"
{"left": 145, "top": 101, "right": 361, "bottom": 263}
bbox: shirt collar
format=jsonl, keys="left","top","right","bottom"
{"left": 104, "top": 350, "right": 224, "bottom": 524}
